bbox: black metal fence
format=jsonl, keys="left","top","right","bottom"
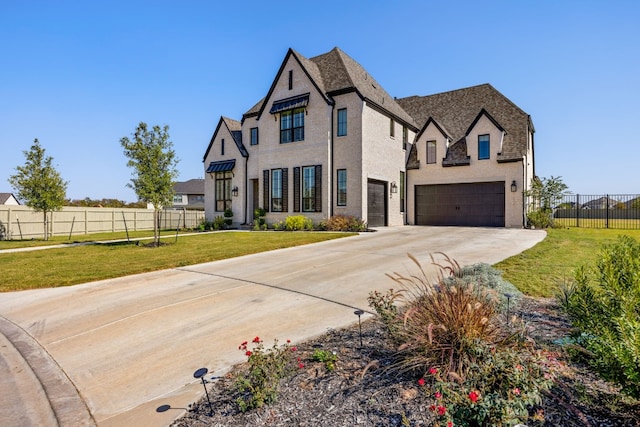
{"left": 553, "top": 194, "right": 640, "bottom": 229}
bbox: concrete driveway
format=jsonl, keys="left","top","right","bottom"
{"left": 0, "top": 226, "right": 546, "bottom": 426}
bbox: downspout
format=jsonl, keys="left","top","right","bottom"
{"left": 244, "top": 156, "right": 248, "bottom": 225}
{"left": 330, "top": 102, "right": 335, "bottom": 218}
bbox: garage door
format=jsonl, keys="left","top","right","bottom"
{"left": 367, "top": 180, "right": 387, "bottom": 227}
{"left": 415, "top": 182, "right": 505, "bottom": 227}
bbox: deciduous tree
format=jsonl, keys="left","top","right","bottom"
{"left": 120, "top": 122, "right": 178, "bottom": 246}
{"left": 8, "top": 139, "right": 68, "bottom": 240}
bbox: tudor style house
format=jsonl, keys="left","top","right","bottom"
{"left": 203, "top": 47, "right": 535, "bottom": 228}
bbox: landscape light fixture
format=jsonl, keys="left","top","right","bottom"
{"left": 504, "top": 293, "right": 513, "bottom": 328}
{"left": 354, "top": 309, "right": 364, "bottom": 347}
{"left": 511, "top": 180, "right": 517, "bottom": 192}
{"left": 193, "top": 367, "right": 213, "bottom": 416}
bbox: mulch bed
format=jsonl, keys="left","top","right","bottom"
{"left": 172, "top": 297, "right": 640, "bottom": 427}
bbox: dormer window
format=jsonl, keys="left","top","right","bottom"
{"left": 478, "top": 134, "right": 490, "bottom": 160}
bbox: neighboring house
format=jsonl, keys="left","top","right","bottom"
{"left": 581, "top": 196, "right": 619, "bottom": 210}
{"left": 172, "top": 179, "right": 205, "bottom": 210}
{"left": 203, "top": 47, "right": 535, "bottom": 228}
{"left": 0, "top": 193, "right": 20, "bottom": 205}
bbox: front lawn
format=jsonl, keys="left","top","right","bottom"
{"left": 495, "top": 227, "right": 640, "bottom": 297}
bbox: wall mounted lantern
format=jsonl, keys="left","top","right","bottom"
{"left": 232, "top": 186, "right": 239, "bottom": 197}
{"left": 511, "top": 180, "right": 517, "bottom": 192}
{"left": 390, "top": 182, "right": 398, "bottom": 195}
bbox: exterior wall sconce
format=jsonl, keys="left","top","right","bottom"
{"left": 232, "top": 186, "right": 239, "bottom": 197}
{"left": 390, "top": 182, "right": 398, "bottom": 194}
{"left": 511, "top": 180, "right": 517, "bottom": 192}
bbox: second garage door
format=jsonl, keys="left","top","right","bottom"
{"left": 415, "top": 182, "right": 505, "bottom": 227}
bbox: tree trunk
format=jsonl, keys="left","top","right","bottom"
{"left": 154, "top": 208, "right": 160, "bottom": 246}
{"left": 43, "top": 211, "right": 49, "bottom": 240}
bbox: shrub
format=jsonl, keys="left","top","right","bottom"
{"left": 223, "top": 208, "right": 234, "bottom": 226}
{"left": 527, "top": 208, "right": 553, "bottom": 229}
{"left": 560, "top": 235, "right": 640, "bottom": 398}
{"left": 0, "top": 220, "right": 7, "bottom": 240}
{"left": 312, "top": 349, "right": 338, "bottom": 371}
{"left": 254, "top": 208, "right": 266, "bottom": 227}
{"left": 212, "top": 216, "right": 226, "bottom": 230}
{"left": 284, "top": 215, "right": 313, "bottom": 231}
{"left": 319, "top": 215, "right": 367, "bottom": 232}
{"left": 234, "top": 337, "right": 300, "bottom": 412}
{"left": 420, "top": 343, "right": 556, "bottom": 427}
{"left": 370, "top": 253, "right": 556, "bottom": 426}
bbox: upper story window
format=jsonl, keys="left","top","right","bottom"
{"left": 250, "top": 127, "right": 259, "bottom": 145}
{"left": 390, "top": 118, "right": 395, "bottom": 138}
{"left": 288, "top": 70, "right": 293, "bottom": 90}
{"left": 280, "top": 108, "right": 305, "bottom": 143}
{"left": 221, "top": 138, "right": 225, "bottom": 155}
{"left": 402, "top": 126, "right": 408, "bottom": 150}
{"left": 337, "top": 108, "right": 347, "bottom": 137}
{"left": 478, "top": 134, "right": 490, "bottom": 160}
{"left": 427, "top": 140, "right": 436, "bottom": 164}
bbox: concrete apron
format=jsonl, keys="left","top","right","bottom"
{"left": 0, "top": 226, "right": 546, "bottom": 426}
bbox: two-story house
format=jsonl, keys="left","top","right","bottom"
{"left": 203, "top": 47, "right": 534, "bottom": 228}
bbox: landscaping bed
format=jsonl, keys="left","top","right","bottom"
{"left": 172, "top": 297, "right": 640, "bottom": 427}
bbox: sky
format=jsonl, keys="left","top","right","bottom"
{"left": 1, "top": 1, "right": 639, "bottom": 203}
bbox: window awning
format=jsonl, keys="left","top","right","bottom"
{"left": 206, "top": 159, "right": 236, "bottom": 173}
{"left": 269, "top": 94, "right": 309, "bottom": 114}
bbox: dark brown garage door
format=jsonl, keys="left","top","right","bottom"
{"left": 367, "top": 180, "right": 387, "bottom": 227}
{"left": 415, "top": 182, "right": 505, "bottom": 227}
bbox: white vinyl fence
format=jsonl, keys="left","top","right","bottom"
{"left": 0, "top": 206, "right": 205, "bottom": 240}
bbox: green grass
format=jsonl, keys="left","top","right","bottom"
{"left": 0, "top": 230, "right": 179, "bottom": 250}
{"left": 495, "top": 228, "right": 640, "bottom": 297}
{"left": 554, "top": 217, "right": 640, "bottom": 229}
{"left": 0, "top": 232, "right": 354, "bottom": 292}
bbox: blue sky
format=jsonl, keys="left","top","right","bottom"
{"left": 1, "top": 1, "right": 639, "bottom": 202}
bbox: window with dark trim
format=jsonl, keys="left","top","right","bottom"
{"left": 337, "top": 169, "right": 347, "bottom": 206}
{"left": 288, "top": 70, "right": 293, "bottom": 90}
{"left": 221, "top": 138, "right": 224, "bottom": 155}
{"left": 402, "top": 126, "right": 408, "bottom": 150}
{"left": 337, "top": 108, "right": 347, "bottom": 136}
{"left": 250, "top": 127, "right": 258, "bottom": 145}
{"left": 280, "top": 108, "right": 305, "bottom": 143}
{"left": 400, "top": 171, "right": 405, "bottom": 213}
{"left": 302, "top": 166, "right": 315, "bottom": 212}
{"left": 478, "top": 134, "right": 490, "bottom": 160}
{"left": 215, "top": 171, "right": 232, "bottom": 211}
{"left": 427, "top": 140, "right": 436, "bottom": 164}
{"left": 390, "top": 118, "right": 395, "bottom": 138}
{"left": 271, "top": 169, "right": 283, "bottom": 212}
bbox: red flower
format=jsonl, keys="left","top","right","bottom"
{"left": 429, "top": 405, "right": 437, "bottom": 412}
{"left": 428, "top": 367, "right": 438, "bottom": 375}
{"left": 434, "top": 391, "right": 442, "bottom": 399}
{"left": 245, "top": 350, "right": 252, "bottom": 357}
{"left": 252, "top": 336, "right": 260, "bottom": 343}
{"left": 437, "top": 405, "right": 446, "bottom": 416}
{"left": 287, "top": 339, "right": 291, "bottom": 343}
{"left": 512, "top": 387, "right": 521, "bottom": 396}
{"left": 417, "top": 377, "right": 426, "bottom": 386}
{"left": 447, "top": 422, "right": 454, "bottom": 427}
{"left": 468, "top": 390, "right": 479, "bottom": 403}
{"left": 298, "top": 362, "right": 305, "bottom": 369}
{"left": 291, "top": 346, "right": 298, "bottom": 352}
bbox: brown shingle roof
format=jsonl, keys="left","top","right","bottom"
{"left": 173, "top": 179, "right": 204, "bottom": 195}
{"left": 310, "top": 47, "right": 417, "bottom": 128}
{"left": 397, "top": 84, "right": 533, "bottom": 161}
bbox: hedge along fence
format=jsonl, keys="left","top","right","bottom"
{"left": 0, "top": 206, "right": 205, "bottom": 240}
